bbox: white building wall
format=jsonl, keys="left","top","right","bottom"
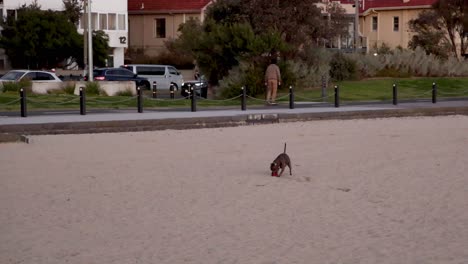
{"left": 0, "top": 0, "right": 127, "bottom": 69}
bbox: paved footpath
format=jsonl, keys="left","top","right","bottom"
{"left": 1, "top": 100, "right": 468, "bottom": 141}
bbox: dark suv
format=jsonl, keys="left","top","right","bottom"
{"left": 85, "top": 68, "right": 150, "bottom": 89}
{"left": 180, "top": 75, "right": 208, "bottom": 98}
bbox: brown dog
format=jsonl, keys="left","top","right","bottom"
{"left": 270, "top": 143, "right": 292, "bottom": 177}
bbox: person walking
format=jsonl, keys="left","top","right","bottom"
{"left": 264, "top": 58, "right": 281, "bottom": 105}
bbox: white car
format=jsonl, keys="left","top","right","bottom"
{"left": 120, "top": 64, "right": 184, "bottom": 90}
{"left": 0, "top": 70, "right": 62, "bottom": 83}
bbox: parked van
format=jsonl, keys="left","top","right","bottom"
{"left": 121, "top": 64, "right": 184, "bottom": 90}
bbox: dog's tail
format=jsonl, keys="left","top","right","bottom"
{"left": 284, "top": 142, "right": 287, "bottom": 153}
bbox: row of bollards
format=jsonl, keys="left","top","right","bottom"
{"left": 390, "top": 82, "right": 437, "bottom": 105}
{"left": 240, "top": 86, "right": 295, "bottom": 111}
{"left": 151, "top": 82, "right": 174, "bottom": 99}
{"left": 17, "top": 83, "right": 439, "bottom": 117}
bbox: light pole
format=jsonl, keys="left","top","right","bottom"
{"left": 354, "top": 0, "right": 360, "bottom": 53}
{"left": 87, "top": 0, "right": 93, "bottom": 80}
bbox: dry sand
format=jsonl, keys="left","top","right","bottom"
{"left": 1, "top": 115, "right": 468, "bottom": 264}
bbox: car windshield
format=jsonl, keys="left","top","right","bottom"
{"left": 0, "top": 71, "right": 25, "bottom": 81}
{"left": 93, "top": 70, "right": 104, "bottom": 76}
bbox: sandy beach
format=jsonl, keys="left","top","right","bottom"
{"left": 1, "top": 115, "right": 468, "bottom": 264}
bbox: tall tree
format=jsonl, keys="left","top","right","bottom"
{"left": 207, "top": 0, "right": 326, "bottom": 56}
{"left": 408, "top": 10, "right": 451, "bottom": 59}
{"left": 171, "top": 0, "right": 348, "bottom": 92}
{"left": 323, "top": 1, "right": 351, "bottom": 47}
{"left": 92, "top": 30, "right": 110, "bottom": 67}
{"left": 0, "top": 2, "right": 109, "bottom": 69}
{"left": 62, "top": 0, "right": 83, "bottom": 25}
{"left": 409, "top": 0, "right": 468, "bottom": 58}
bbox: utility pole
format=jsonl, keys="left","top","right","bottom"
{"left": 87, "top": 0, "right": 93, "bottom": 80}
{"left": 354, "top": 0, "right": 360, "bottom": 53}
{"left": 83, "top": 0, "right": 87, "bottom": 77}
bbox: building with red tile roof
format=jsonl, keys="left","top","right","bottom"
{"left": 128, "top": 0, "right": 212, "bottom": 13}
{"left": 331, "top": 0, "right": 437, "bottom": 51}
{"left": 359, "top": 0, "right": 436, "bottom": 13}
{"left": 337, "top": 0, "right": 436, "bottom": 12}
{"left": 127, "top": 0, "right": 440, "bottom": 58}
{"left": 127, "top": 0, "right": 213, "bottom": 61}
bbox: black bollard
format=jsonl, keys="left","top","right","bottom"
{"left": 289, "top": 85, "right": 295, "bottom": 109}
{"left": 190, "top": 85, "right": 197, "bottom": 112}
{"left": 79, "top": 86, "right": 86, "bottom": 115}
{"left": 392, "top": 83, "right": 398, "bottom": 105}
{"left": 137, "top": 87, "right": 143, "bottom": 113}
{"left": 170, "top": 84, "right": 175, "bottom": 99}
{"left": 20, "top": 88, "right": 27, "bottom": 117}
{"left": 241, "top": 86, "right": 246, "bottom": 111}
{"left": 432, "top": 82, "right": 437, "bottom": 104}
{"left": 152, "top": 81, "right": 157, "bottom": 98}
{"left": 334, "top": 85, "right": 340, "bottom": 108}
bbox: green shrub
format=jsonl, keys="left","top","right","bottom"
{"left": 85, "top": 82, "right": 102, "bottom": 95}
{"left": 348, "top": 47, "right": 468, "bottom": 78}
{"left": 1, "top": 79, "right": 32, "bottom": 93}
{"left": 329, "top": 52, "right": 357, "bottom": 81}
{"left": 292, "top": 47, "right": 332, "bottom": 89}
{"left": 63, "top": 84, "right": 75, "bottom": 95}
{"left": 218, "top": 59, "right": 297, "bottom": 99}
{"left": 47, "top": 89, "right": 66, "bottom": 95}
{"left": 115, "top": 89, "right": 133, "bottom": 96}
{"left": 47, "top": 83, "right": 76, "bottom": 95}
{"left": 218, "top": 62, "right": 258, "bottom": 99}
{"left": 376, "top": 66, "right": 411, "bottom": 78}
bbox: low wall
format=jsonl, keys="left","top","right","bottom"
{"left": 74, "top": 81, "right": 137, "bottom": 96}
{"left": 31, "top": 82, "right": 64, "bottom": 94}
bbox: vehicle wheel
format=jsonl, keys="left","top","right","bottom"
{"left": 142, "top": 81, "right": 151, "bottom": 90}
{"left": 181, "top": 88, "right": 189, "bottom": 97}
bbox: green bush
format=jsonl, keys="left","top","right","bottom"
{"left": 115, "top": 89, "right": 133, "bottom": 96}
{"left": 85, "top": 82, "right": 103, "bottom": 96}
{"left": 1, "top": 79, "right": 32, "bottom": 93}
{"left": 292, "top": 47, "right": 332, "bottom": 89}
{"left": 219, "top": 62, "right": 258, "bottom": 99}
{"left": 218, "top": 59, "right": 296, "bottom": 99}
{"left": 47, "top": 83, "right": 76, "bottom": 95}
{"left": 347, "top": 47, "right": 468, "bottom": 78}
{"left": 329, "top": 52, "right": 357, "bottom": 81}
{"left": 376, "top": 66, "right": 411, "bottom": 78}
{"left": 63, "top": 84, "right": 75, "bottom": 95}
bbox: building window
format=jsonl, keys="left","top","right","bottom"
{"left": 79, "top": 14, "right": 85, "bottom": 29}
{"left": 91, "top": 12, "right": 98, "bottom": 30}
{"left": 99, "top": 13, "right": 107, "bottom": 30}
{"left": 155, "top": 18, "right": 166, "bottom": 38}
{"left": 118, "top": 14, "right": 126, "bottom": 30}
{"left": 108, "top": 13, "right": 116, "bottom": 30}
{"left": 6, "top": 9, "right": 16, "bottom": 20}
{"left": 372, "top": 16, "right": 378, "bottom": 31}
{"left": 393, "top": 16, "right": 399, "bottom": 32}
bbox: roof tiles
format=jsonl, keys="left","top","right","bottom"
{"left": 128, "top": 0, "right": 212, "bottom": 12}
{"left": 338, "top": 0, "right": 436, "bottom": 12}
